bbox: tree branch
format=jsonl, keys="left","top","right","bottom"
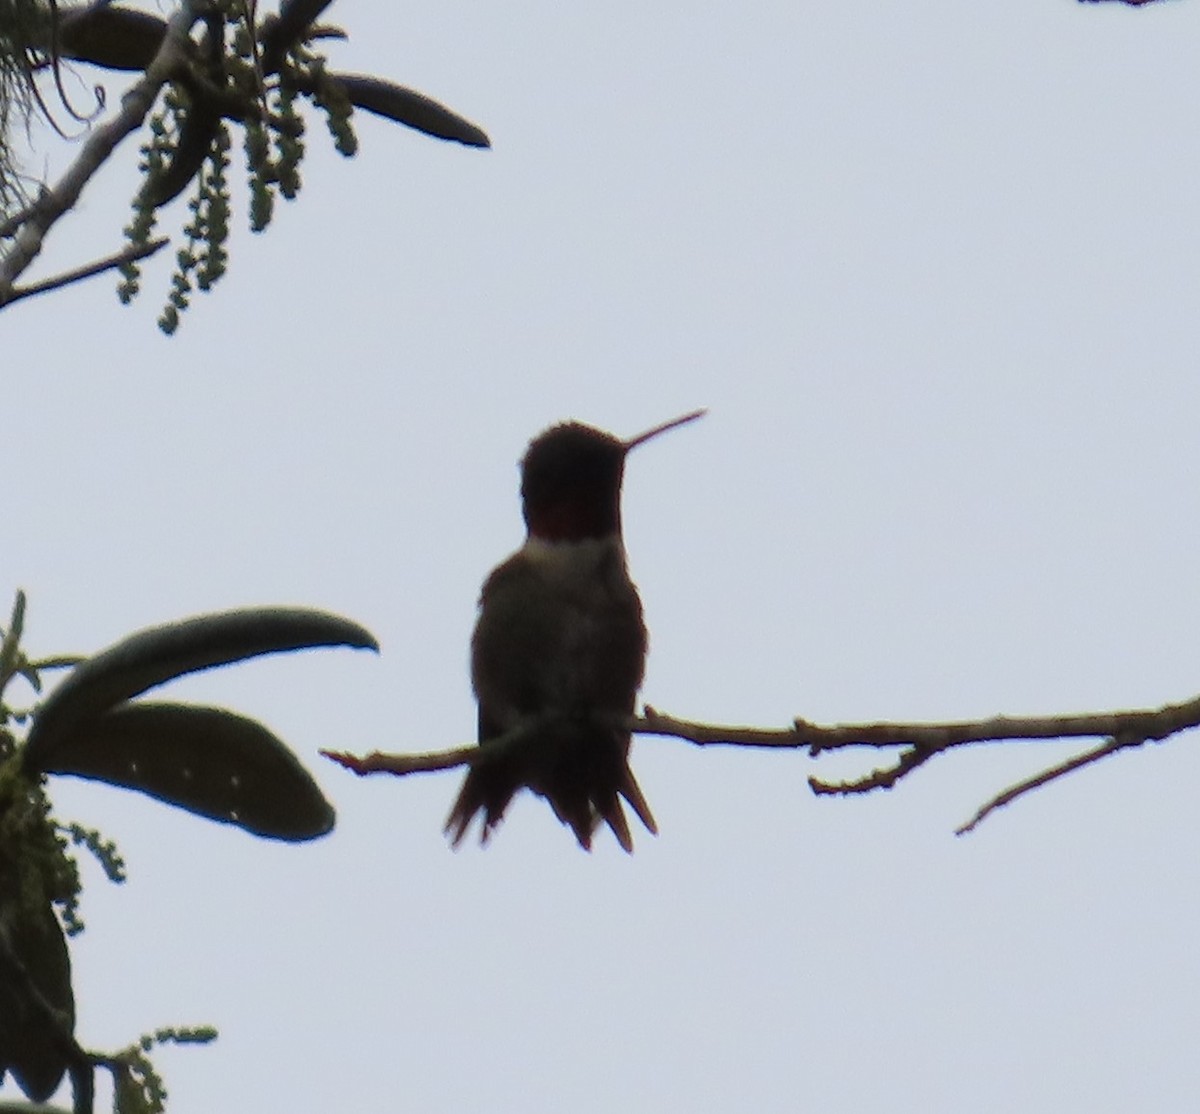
{"left": 640, "top": 698, "right": 1200, "bottom": 755}
{"left": 3, "top": 236, "right": 168, "bottom": 307}
{"left": 642, "top": 699, "right": 1197, "bottom": 832}
{"left": 953, "top": 733, "right": 1141, "bottom": 835}
{"left": 321, "top": 714, "right": 556, "bottom": 778}
{"left": 0, "top": 1, "right": 203, "bottom": 305}
{"left": 323, "top": 692, "right": 1200, "bottom": 834}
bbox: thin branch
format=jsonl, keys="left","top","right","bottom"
{"left": 954, "top": 733, "right": 1141, "bottom": 835}
{"left": 638, "top": 699, "right": 1200, "bottom": 755}
{"left": 322, "top": 741, "right": 479, "bottom": 777}
{"left": 3, "top": 236, "right": 168, "bottom": 306}
{"left": 638, "top": 705, "right": 801, "bottom": 748}
{"left": 640, "top": 698, "right": 1200, "bottom": 832}
{"left": 324, "top": 692, "right": 1200, "bottom": 835}
{"left": 807, "top": 744, "right": 937, "bottom": 796}
{"left": 0, "top": 1, "right": 203, "bottom": 304}
{"left": 321, "top": 714, "right": 557, "bottom": 778}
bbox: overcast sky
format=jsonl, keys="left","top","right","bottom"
{"left": 8, "top": 1, "right": 1200, "bottom": 1111}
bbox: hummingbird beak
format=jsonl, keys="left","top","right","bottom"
{"left": 623, "top": 408, "right": 707, "bottom": 452}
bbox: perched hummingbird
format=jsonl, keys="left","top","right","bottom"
{"left": 446, "top": 409, "right": 705, "bottom": 852}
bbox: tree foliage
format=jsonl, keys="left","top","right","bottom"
{"left": 0, "top": 0, "right": 488, "bottom": 328}
{"left": 0, "top": 593, "right": 377, "bottom": 1111}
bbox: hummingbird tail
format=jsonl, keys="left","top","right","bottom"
{"left": 547, "top": 749, "right": 658, "bottom": 855}
{"left": 593, "top": 762, "right": 658, "bottom": 854}
{"left": 446, "top": 728, "right": 658, "bottom": 853}
{"left": 618, "top": 764, "right": 658, "bottom": 838}
{"left": 444, "top": 766, "right": 519, "bottom": 847}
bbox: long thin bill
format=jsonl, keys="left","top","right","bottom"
{"left": 624, "top": 408, "right": 707, "bottom": 451}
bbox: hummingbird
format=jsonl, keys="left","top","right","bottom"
{"left": 445, "top": 409, "right": 705, "bottom": 852}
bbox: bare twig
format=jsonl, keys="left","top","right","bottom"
{"left": 0, "top": 2, "right": 203, "bottom": 304}
{"left": 641, "top": 699, "right": 1199, "bottom": 832}
{"left": 639, "top": 700, "right": 1200, "bottom": 755}
{"left": 638, "top": 705, "right": 800, "bottom": 748}
{"left": 322, "top": 741, "right": 480, "bottom": 777}
{"left": 806, "top": 744, "right": 937, "bottom": 796}
{"left": 321, "top": 714, "right": 556, "bottom": 778}
{"left": 953, "top": 733, "right": 1141, "bottom": 835}
{"left": 323, "top": 693, "right": 1200, "bottom": 835}
{"left": 3, "top": 236, "right": 168, "bottom": 306}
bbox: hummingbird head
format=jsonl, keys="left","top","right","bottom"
{"left": 519, "top": 409, "right": 705, "bottom": 542}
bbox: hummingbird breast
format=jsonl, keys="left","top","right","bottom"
{"left": 471, "top": 535, "right": 647, "bottom": 727}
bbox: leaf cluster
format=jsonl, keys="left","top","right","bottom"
{"left": 0, "top": 592, "right": 377, "bottom": 1109}
{"left": 70, "top": 0, "right": 488, "bottom": 331}
{"left": 1, "top": 1, "right": 488, "bottom": 324}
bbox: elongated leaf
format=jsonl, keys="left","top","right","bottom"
{"left": 333, "top": 73, "right": 491, "bottom": 147}
{"left": 24, "top": 607, "right": 377, "bottom": 770}
{"left": 40, "top": 702, "right": 335, "bottom": 840}
{"left": 58, "top": 5, "right": 170, "bottom": 72}
{"left": 0, "top": 901, "right": 74, "bottom": 1103}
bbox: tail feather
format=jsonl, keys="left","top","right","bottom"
{"left": 596, "top": 793, "right": 634, "bottom": 854}
{"left": 547, "top": 793, "right": 598, "bottom": 852}
{"left": 446, "top": 723, "right": 657, "bottom": 852}
{"left": 618, "top": 764, "right": 658, "bottom": 836}
{"left": 593, "top": 763, "right": 658, "bottom": 854}
{"left": 444, "top": 765, "right": 520, "bottom": 847}
{"left": 542, "top": 742, "right": 656, "bottom": 854}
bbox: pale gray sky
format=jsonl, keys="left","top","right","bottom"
{"left": 8, "top": 1, "right": 1200, "bottom": 1110}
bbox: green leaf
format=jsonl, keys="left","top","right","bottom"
{"left": 24, "top": 607, "right": 378, "bottom": 771}
{"left": 333, "top": 74, "right": 491, "bottom": 147}
{"left": 40, "top": 702, "right": 336, "bottom": 841}
{"left": 57, "top": 4, "right": 169, "bottom": 72}
{"left": 0, "top": 900, "right": 75, "bottom": 1103}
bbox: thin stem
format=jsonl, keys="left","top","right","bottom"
{"left": 322, "top": 693, "right": 1200, "bottom": 836}
{"left": 3, "top": 236, "right": 168, "bottom": 306}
